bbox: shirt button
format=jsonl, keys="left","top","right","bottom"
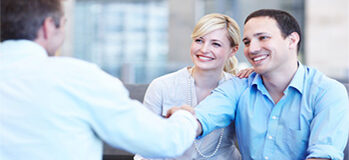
{"left": 268, "top": 135, "right": 273, "bottom": 139}
{"left": 264, "top": 156, "right": 269, "bottom": 160}
{"left": 272, "top": 116, "right": 277, "bottom": 120}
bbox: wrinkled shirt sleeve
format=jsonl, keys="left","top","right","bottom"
{"left": 195, "top": 78, "right": 246, "bottom": 138}
{"left": 73, "top": 66, "right": 198, "bottom": 158}
{"left": 306, "top": 81, "right": 349, "bottom": 160}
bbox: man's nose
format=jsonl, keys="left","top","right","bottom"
{"left": 248, "top": 40, "right": 261, "bottom": 54}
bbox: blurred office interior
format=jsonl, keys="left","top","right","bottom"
{"left": 59, "top": 0, "right": 349, "bottom": 84}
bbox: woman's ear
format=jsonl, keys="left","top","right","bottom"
{"left": 229, "top": 45, "right": 239, "bottom": 57}
{"left": 287, "top": 32, "right": 300, "bottom": 50}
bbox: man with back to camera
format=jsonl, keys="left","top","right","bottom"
{"left": 0, "top": 0, "right": 199, "bottom": 159}
{"left": 167, "top": 9, "right": 349, "bottom": 160}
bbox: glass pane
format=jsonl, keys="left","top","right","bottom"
{"left": 74, "top": 0, "right": 168, "bottom": 83}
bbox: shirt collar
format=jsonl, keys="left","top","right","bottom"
{"left": 287, "top": 61, "right": 305, "bottom": 94}
{"left": 251, "top": 61, "right": 305, "bottom": 94}
{"left": 251, "top": 73, "right": 262, "bottom": 86}
{"left": 251, "top": 73, "right": 268, "bottom": 94}
{"left": 0, "top": 40, "right": 48, "bottom": 59}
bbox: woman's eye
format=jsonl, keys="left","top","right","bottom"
{"left": 212, "top": 43, "right": 221, "bottom": 47}
{"left": 195, "top": 39, "right": 203, "bottom": 43}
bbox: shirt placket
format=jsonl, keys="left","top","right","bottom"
{"left": 262, "top": 95, "right": 287, "bottom": 160}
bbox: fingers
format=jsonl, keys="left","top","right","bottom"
{"left": 236, "top": 69, "right": 246, "bottom": 78}
{"left": 243, "top": 69, "right": 252, "bottom": 78}
{"left": 236, "top": 71, "right": 243, "bottom": 78}
{"left": 181, "top": 105, "right": 195, "bottom": 115}
{"left": 237, "top": 68, "right": 254, "bottom": 78}
{"left": 165, "top": 105, "right": 195, "bottom": 118}
{"left": 165, "top": 106, "right": 179, "bottom": 118}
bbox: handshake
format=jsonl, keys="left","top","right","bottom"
{"left": 165, "top": 105, "right": 195, "bottom": 118}
{"left": 165, "top": 105, "right": 203, "bottom": 137}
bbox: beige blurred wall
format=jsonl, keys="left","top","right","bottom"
{"left": 306, "top": 0, "right": 349, "bottom": 80}
{"left": 167, "top": 0, "right": 196, "bottom": 65}
{"left": 60, "top": 0, "right": 75, "bottom": 57}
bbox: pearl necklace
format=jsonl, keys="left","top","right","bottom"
{"left": 187, "top": 68, "right": 224, "bottom": 159}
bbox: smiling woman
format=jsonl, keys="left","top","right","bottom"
{"left": 133, "top": 13, "right": 249, "bottom": 160}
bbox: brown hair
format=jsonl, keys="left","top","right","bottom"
{"left": 1, "top": 0, "right": 63, "bottom": 41}
{"left": 245, "top": 9, "right": 302, "bottom": 52}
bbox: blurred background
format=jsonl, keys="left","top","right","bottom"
{"left": 59, "top": 0, "right": 349, "bottom": 84}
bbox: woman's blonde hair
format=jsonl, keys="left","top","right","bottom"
{"left": 191, "top": 13, "right": 241, "bottom": 75}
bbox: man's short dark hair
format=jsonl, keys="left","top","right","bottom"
{"left": 244, "top": 9, "right": 302, "bottom": 52}
{"left": 1, "top": 0, "right": 63, "bottom": 42}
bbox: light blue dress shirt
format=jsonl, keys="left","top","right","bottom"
{"left": 195, "top": 63, "right": 349, "bottom": 160}
{"left": 0, "top": 40, "right": 198, "bottom": 160}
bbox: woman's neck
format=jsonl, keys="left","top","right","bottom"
{"left": 190, "top": 66, "right": 223, "bottom": 90}
{"left": 189, "top": 66, "right": 223, "bottom": 103}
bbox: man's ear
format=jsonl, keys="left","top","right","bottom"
{"left": 287, "top": 32, "right": 300, "bottom": 50}
{"left": 41, "top": 17, "right": 57, "bottom": 40}
{"left": 34, "top": 17, "right": 58, "bottom": 52}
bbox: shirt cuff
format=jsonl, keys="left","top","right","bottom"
{"left": 307, "top": 144, "right": 344, "bottom": 160}
{"left": 195, "top": 111, "right": 209, "bottom": 139}
{"left": 170, "top": 110, "right": 198, "bottom": 134}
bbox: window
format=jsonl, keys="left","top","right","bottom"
{"left": 74, "top": 0, "right": 168, "bottom": 83}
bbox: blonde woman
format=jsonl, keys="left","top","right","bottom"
{"left": 135, "top": 13, "right": 252, "bottom": 160}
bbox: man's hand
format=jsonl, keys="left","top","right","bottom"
{"left": 166, "top": 105, "right": 195, "bottom": 118}
{"left": 166, "top": 105, "right": 203, "bottom": 136}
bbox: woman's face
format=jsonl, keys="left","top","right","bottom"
{"left": 190, "top": 28, "right": 234, "bottom": 72}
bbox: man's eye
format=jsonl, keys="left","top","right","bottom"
{"left": 259, "top": 36, "right": 269, "bottom": 40}
{"left": 243, "top": 41, "right": 250, "bottom": 46}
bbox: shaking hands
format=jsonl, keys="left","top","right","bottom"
{"left": 165, "top": 105, "right": 195, "bottom": 118}
{"left": 166, "top": 105, "right": 202, "bottom": 136}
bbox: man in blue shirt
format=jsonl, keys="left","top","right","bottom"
{"left": 0, "top": 0, "right": 198, "bottom": 159}
{"left": 168, "top": 9, "right": 349, "bottom": 160}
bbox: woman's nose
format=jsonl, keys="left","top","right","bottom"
{"left": 200, "top": 43, "right": 210, "bottom": 53}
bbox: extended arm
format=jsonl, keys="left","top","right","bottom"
{"left": 167, "top": 79, "right": 243, "bottom": 138}
{"left": 166, "top": 105, "right": 203, "bottom": 137}
{"left": 79, "top": 68, "right": 198, "bottom": 158}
